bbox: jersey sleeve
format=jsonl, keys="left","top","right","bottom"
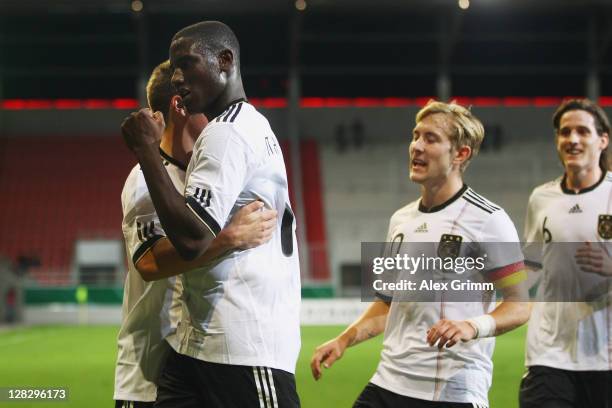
{"left": 126, "top": 213, "right": 165, "bottom": 265}
{"left": 121, "top": 178, "right": 166, "bottom": 266}
{"left": 522, "top": 191, "right": 543, "bottom": 269}
{"left": 479, "top": 211, "right": 527, "bottom": 289}
{"left": 184, "top": 125, "right": 253, "bottom": 237}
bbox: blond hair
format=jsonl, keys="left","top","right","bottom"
{"left": 415, "top": 100, "right": 485, "bottom": 171}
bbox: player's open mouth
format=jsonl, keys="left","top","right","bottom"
{"left": 412, "top": 159, "right": 427, "bottom": 168}
{"left": 565, "top": 148, "right": 582, "bottom": 156}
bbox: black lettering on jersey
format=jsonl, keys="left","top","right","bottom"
{"left": 542, "top": 217, "right": 552, "bottom": 243}
{"left": 136, "top": 221, "right": 155, "bottom": 242}
{"left": 265, "top": 137, "right": 280, "bottom": 157}
{"left": 437, "top": 234, "right": 462, "bottom": 259}
{"left": 598, "top": 214, "right": 612, "bottom": 239}
{"left": 194, "top": 187, "right": 212, "bottom": 207}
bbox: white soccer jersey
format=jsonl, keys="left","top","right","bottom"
{"left": 177, "top": 100, "right": 301, "bottom": 374}
{"left": 114, "top": 151, "right": 186, "bottom": 402}
{"left": 370, "top": 185, "right": 525, "bottom": 407}
{"left": 524, "top": 171, "right": 612, "bottom": 371}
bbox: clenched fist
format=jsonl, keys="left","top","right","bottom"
{"left": 121, "top": 108, "right": 165, "bottom": 153}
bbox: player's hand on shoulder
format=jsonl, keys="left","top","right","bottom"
{"left": 310, "top": 336, "right": 348, "bottom": 381}
{"left": 121, "top": 108, "right": 165, "bottom": 153}
{"left": 226, "top": 200, "right": 277, "bottom": 249}
{"left": 575, "top": 242, "right": 612, "bottom": 277}
{"left": 427, "top": 319, "right": 476, "bottom": 349}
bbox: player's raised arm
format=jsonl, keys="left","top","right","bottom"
{"left": 135, "top": 201, "right": 277, "bottom": 281}
{"left": 122, "top": 109, "right": 216, "bottom": 261}
{"left": 310, "top": 299, "right": 390, "bottom": 381}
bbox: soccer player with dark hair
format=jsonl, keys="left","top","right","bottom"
{"left": 311, "top": 101, "right": 529, "bottom": 408}
{"left": 519, "top": 98, "right": 612, "bottom": 408}
{"left": 114, "top": 60, "right": 277, "bottom": 408}
{"left": 121, "top": 22, "right": 301, "bottom": 407}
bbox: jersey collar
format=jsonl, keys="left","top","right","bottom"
{"left": 226, "top": 97, "right": 247, "bottom": 108}
{"left": 159, "top": 148, "right": 187, "bottom": 171}
{"left": 418, "top": 184, "right": 468, "bottom": 213}
{"left": 210, "top": 98, "right": 248, "bottom": 123}
{"left": 560, "top": 170, "right": 605, "bottom": 195}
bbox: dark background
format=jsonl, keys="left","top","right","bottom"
{"left": 2, "top": 0, "right": 612, "bottom": 100}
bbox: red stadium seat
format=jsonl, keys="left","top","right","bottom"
{"left": 0, "top": 135, "right": 135, "bottom": 284}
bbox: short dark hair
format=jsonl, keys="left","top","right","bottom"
{"left": 172, "top": 21, "right": 240, "bottom": 67}
{"left": 552, "top": 98, "right": 610, "bottom": 170}
{"left": 146, "top": 60, "right": 174, "bottom": 123}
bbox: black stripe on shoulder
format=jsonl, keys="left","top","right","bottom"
{"left": 465, "top": 191, "right": 497, "bottom": 212}
{"left": 221, "top": 104, "right": 237, "bottom": 122}
{"left": 132, "top": 235, "right": 164, "bottom": 265}
{"left": 229, "top": 102, "right": 243, "bottom": 122}
{"left": 462, "top": 196, "right": 494, "bottom": 214}
{"left": 215, "top": 106, "right": 231, "bottom": 122}
{"left": 465, "top": 190, "right": 500, "bottom": 210}
{"left": 186, "top": 196, "right": 221, "bottom": 236}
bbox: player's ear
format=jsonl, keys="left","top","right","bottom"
{"left": 600, "top": 132, "right": 609, "bottom": 150}
{"left": 218, "top": 49, "right": 234, "bottom": 73}
{"left": 171, "top": 95, "right": 187, "bottom": 117}
{"left": 454, "top": 145, "right": 472, "bottom": 166}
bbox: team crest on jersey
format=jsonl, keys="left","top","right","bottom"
{"left": 599, "top": 215, "right": 612, "bottom": 239}
{"left": 437, "top": 234, "right": 463, "bottom": 259}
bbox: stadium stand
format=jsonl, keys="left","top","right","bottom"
{"left": 0, "top": 135, "right": 135, "bottom": 284}
{"left": 0, "top": 135, "right": 332, "bottom": 285}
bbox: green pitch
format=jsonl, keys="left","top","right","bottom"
{"left": 0, "top": 325, "right": 526, "bottom": 407}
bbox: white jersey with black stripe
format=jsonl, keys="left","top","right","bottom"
{"left": 370, "top": 185, "right": 524, "bottom": 407}
{"left": 523, "top": 171, "right": 612, "bottom": 371}
{"left": 113, "top": 152, "right": 186, "bottom": 402}
{"left": 178, "top": 101, "right": 301, "bottom": 374}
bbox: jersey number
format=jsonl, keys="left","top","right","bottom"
{"left": 385, "top": 233, "right": 404, "bottom": 257}
{"left": 542, "top": 217, "right": 552, "bottom": 243}
{"left": 281, "top": 205, "right": 294, "bottom": 256}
